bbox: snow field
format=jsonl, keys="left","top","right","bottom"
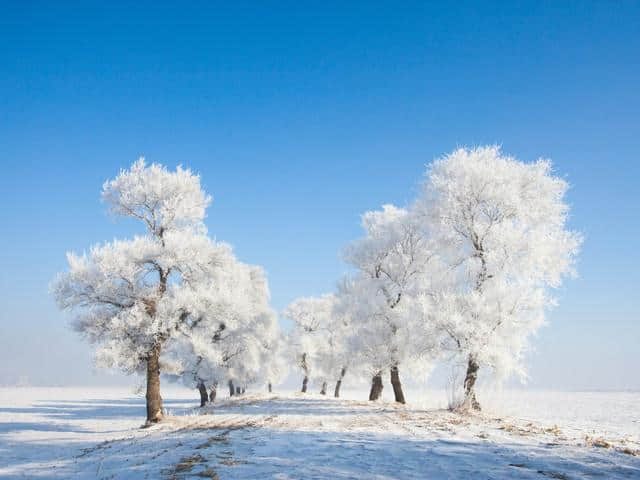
{"left": 1, "top": 387, "right": 638, "bottom": 479}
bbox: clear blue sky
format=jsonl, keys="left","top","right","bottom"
{"left": 0, "top": 2, "right": 638, "bottom": 389}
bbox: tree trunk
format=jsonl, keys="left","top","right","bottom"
{"left": 333, "top": 380, "right": 342, "bottom": 398}
{"left": 462, "top": 356, "right": 481, "bottom": 411}
{"left": 241, "top": 387, "right": 245, "bottom": 394}
{"left": 268, "top": 382, "right": 272, "bottom": 393}
{"left": 334, "top": 366, "right": 347, "bottom": 398}
{"left": 145, "top": 345, "right": 163, "bottom": 424}
{"left": 390, "top": 365, "right": 406, "bottom": 404}
{"left": 300, "top": 353, "right": 309, "bottom": 393}
{"left": 236, "top": 386, "right": 241, "bottom": 395}
{"left": 228, "top": 380, "right": 235, "bottom": 397}
{"left": 320, "top": 381, "right": 327, "bottom": 395}
{"left": 209, "top": 384, "right": 217, "bottom": 403}
{"left": 197, "top": 382, "right": 208, "bottom": 407}
{"left": 368, "top": 371, "right": 383, "bottom": 401}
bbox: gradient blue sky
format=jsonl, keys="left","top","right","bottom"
{"left": 1, "top": 2, "right": 638, "bottom": 389}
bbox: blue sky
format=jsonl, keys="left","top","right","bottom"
{"left": 0, "top": 2, "right": 638, "bottom": 389}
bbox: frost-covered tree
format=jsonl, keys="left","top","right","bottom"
{"left": 413, "top": 146, "right": 582, "bottom": 410}
{"left": 284, "top": 294, "right": 335, "bottom": 393}
{"left": 335, "top": 276, "right": 390, "bottom": 398}
{"left": 160, "top": 257, "right": 245, "bottom": 405}
{"left": 52, "top": 159, "right": 237, "bottom": 423}
{"left": 221, "top": 265, "right": 284, "bottom": 395}
{"left": 163, "top": 260, "right": 285, "bottom": 404}
{"left": 318, "top": 294, "right": 352, "bottom": 398}
{"left": 259, "top": 312, "right": 290, "bottom": 394}
{"left": 292, "top": 292, "right": 352, "bottom": 397}
{"left": 343, "top": 205, "right": 432, "bottom": 403}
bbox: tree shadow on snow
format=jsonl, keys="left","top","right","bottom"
{"left": 55, "top": 424, "right": 640, "bottom": 480}
{"left": 0, "top": 397, "right": 195, "bottom": 421}
{"left": 215, "top": 428, "right": 640, "bottom": 479}
{"left": 204, "top": 396, "right": 397, "bottom": 418}
{"left": 2, "top": 397, "right": 639, "bottom": 479}
{"left": 0, "top": 421, "right": 91, "bottom": 434}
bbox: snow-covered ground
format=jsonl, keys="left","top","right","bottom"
{"left": 0, "top": 387, "right": 638, "bottom": 479}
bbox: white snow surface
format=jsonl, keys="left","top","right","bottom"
{"left": 1, "top": 387, "right": 638, "bottom": 479}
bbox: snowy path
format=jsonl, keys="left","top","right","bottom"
{"left": 1, "top": 388, "right": 639, "bottom": 479}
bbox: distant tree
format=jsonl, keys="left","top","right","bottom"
{"left": 289, "top": 291, "right": 353, "bottom": 398}
{"left": 163, "top": 261, "right": 285, "bottom": 404}
{"left": 52, "top": 159, "right": 237, "bottom": 423}
{"left": 259, "top": 312, "right": 289, "bottom": 394}
{"left": 413, "top": 146, "right": 582, "bottom": 411}
{"left": 284, "top": 294, "right": 335, "bottom": 393}
{"left": 319, "top": 293, "right": 352, "bottom": 398}
{"left": 343, "top": 205, "right": 432, "bottom": 403}
{"left": 221, "top": 266, "right": 284, "bottom": 394}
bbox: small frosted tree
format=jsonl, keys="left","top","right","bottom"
{"left": 413, "top": 146, "right": 582, "bottom": 410}
{"left": 259, "top": 311, "right": 289, "bottom": 394}
{"left": 284, "top": 294, "right": 335, "bottom": 393}
{"left": 343, "top": 205, "right": 432, "bottom": 403}
{"left": 336, "top": 275, "right": 391, "bottom": 399}
{"left": 160, "top": 256, "right": 246, "bottom": 405}
{"left": 164, "top": 261, "right": 284, "bottom": 404}
{"left": 292, "top": 292, "right": 352, "bottom": 397}
{"left": 223, "top": 265, "right": 284, "bottom": 395}
{"left": 52, "top": 159, "right": 232, "bottom": 423}
{"left": 319, "top": 294, "right": 352, "bottom": 398}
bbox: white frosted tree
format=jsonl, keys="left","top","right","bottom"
{"left": 292, "top": 292, "right": 352, "bottom": 397}
{"left": 52, "top": 159, "right": 237, "bottom": 423}
{"left": 163, "top": 259, "right": 285, "bottom": 404}
{"left": 284, "top": 294, "right": 335, "bottom": 394}
{"left": 412, "top": 146, "right": 582, "bottom": 411}
{"left": 259, "top": 310, "right": 290, "bottom": 394}
{"left": 160, "top": 256, "right": 247, "bottom": 405}
{"left": 220, "top": 265, "right": 282, "bottom": 396}
{"left": 335, "top": 275, "right": 391, "bottom": 398}
{"left": 318, "top": 293, "right": 352, "bottom": 398}
{"left": 343, "top": 205, "right": 432, "bottom": 403}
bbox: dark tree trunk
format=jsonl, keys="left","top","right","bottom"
{"left": 197, "top": 382, "right": 208, "bottom": 407}
{"left": 334, "top": 366, "right": 347, "bottom": 398}
{"left": 390, "top": 365, "right": 406, "bottom": 404}
{"left": 145, "top": 345, "right": 163, "bottom": 423}
{"left": 228, "top": 380, "right": 235, "bottom": 397}
{"left": 300, "top": 353, "right": 309, "bottom": 393}
{"left": 236, "top": 386, "right": 241, "bottom": 395}
{"left": 463, "top": 356, "right": 481, "bottom": 411}
{"left": 268, "top": 382, "right": 272, "bottom": 393}
{"left": 368, "top": 371, "right": 383, "bottom": 401}
{"left": 333, "top": 380, "right": 342, "bottom": 398}
{"left": 141, "top": 266, "right": 168, "bottom": 425}
{"left": 209, "top": 384, "right": 217, "bottom": 403}
{"left": 320, "top": 381, "right": 327, "bottom": 395}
